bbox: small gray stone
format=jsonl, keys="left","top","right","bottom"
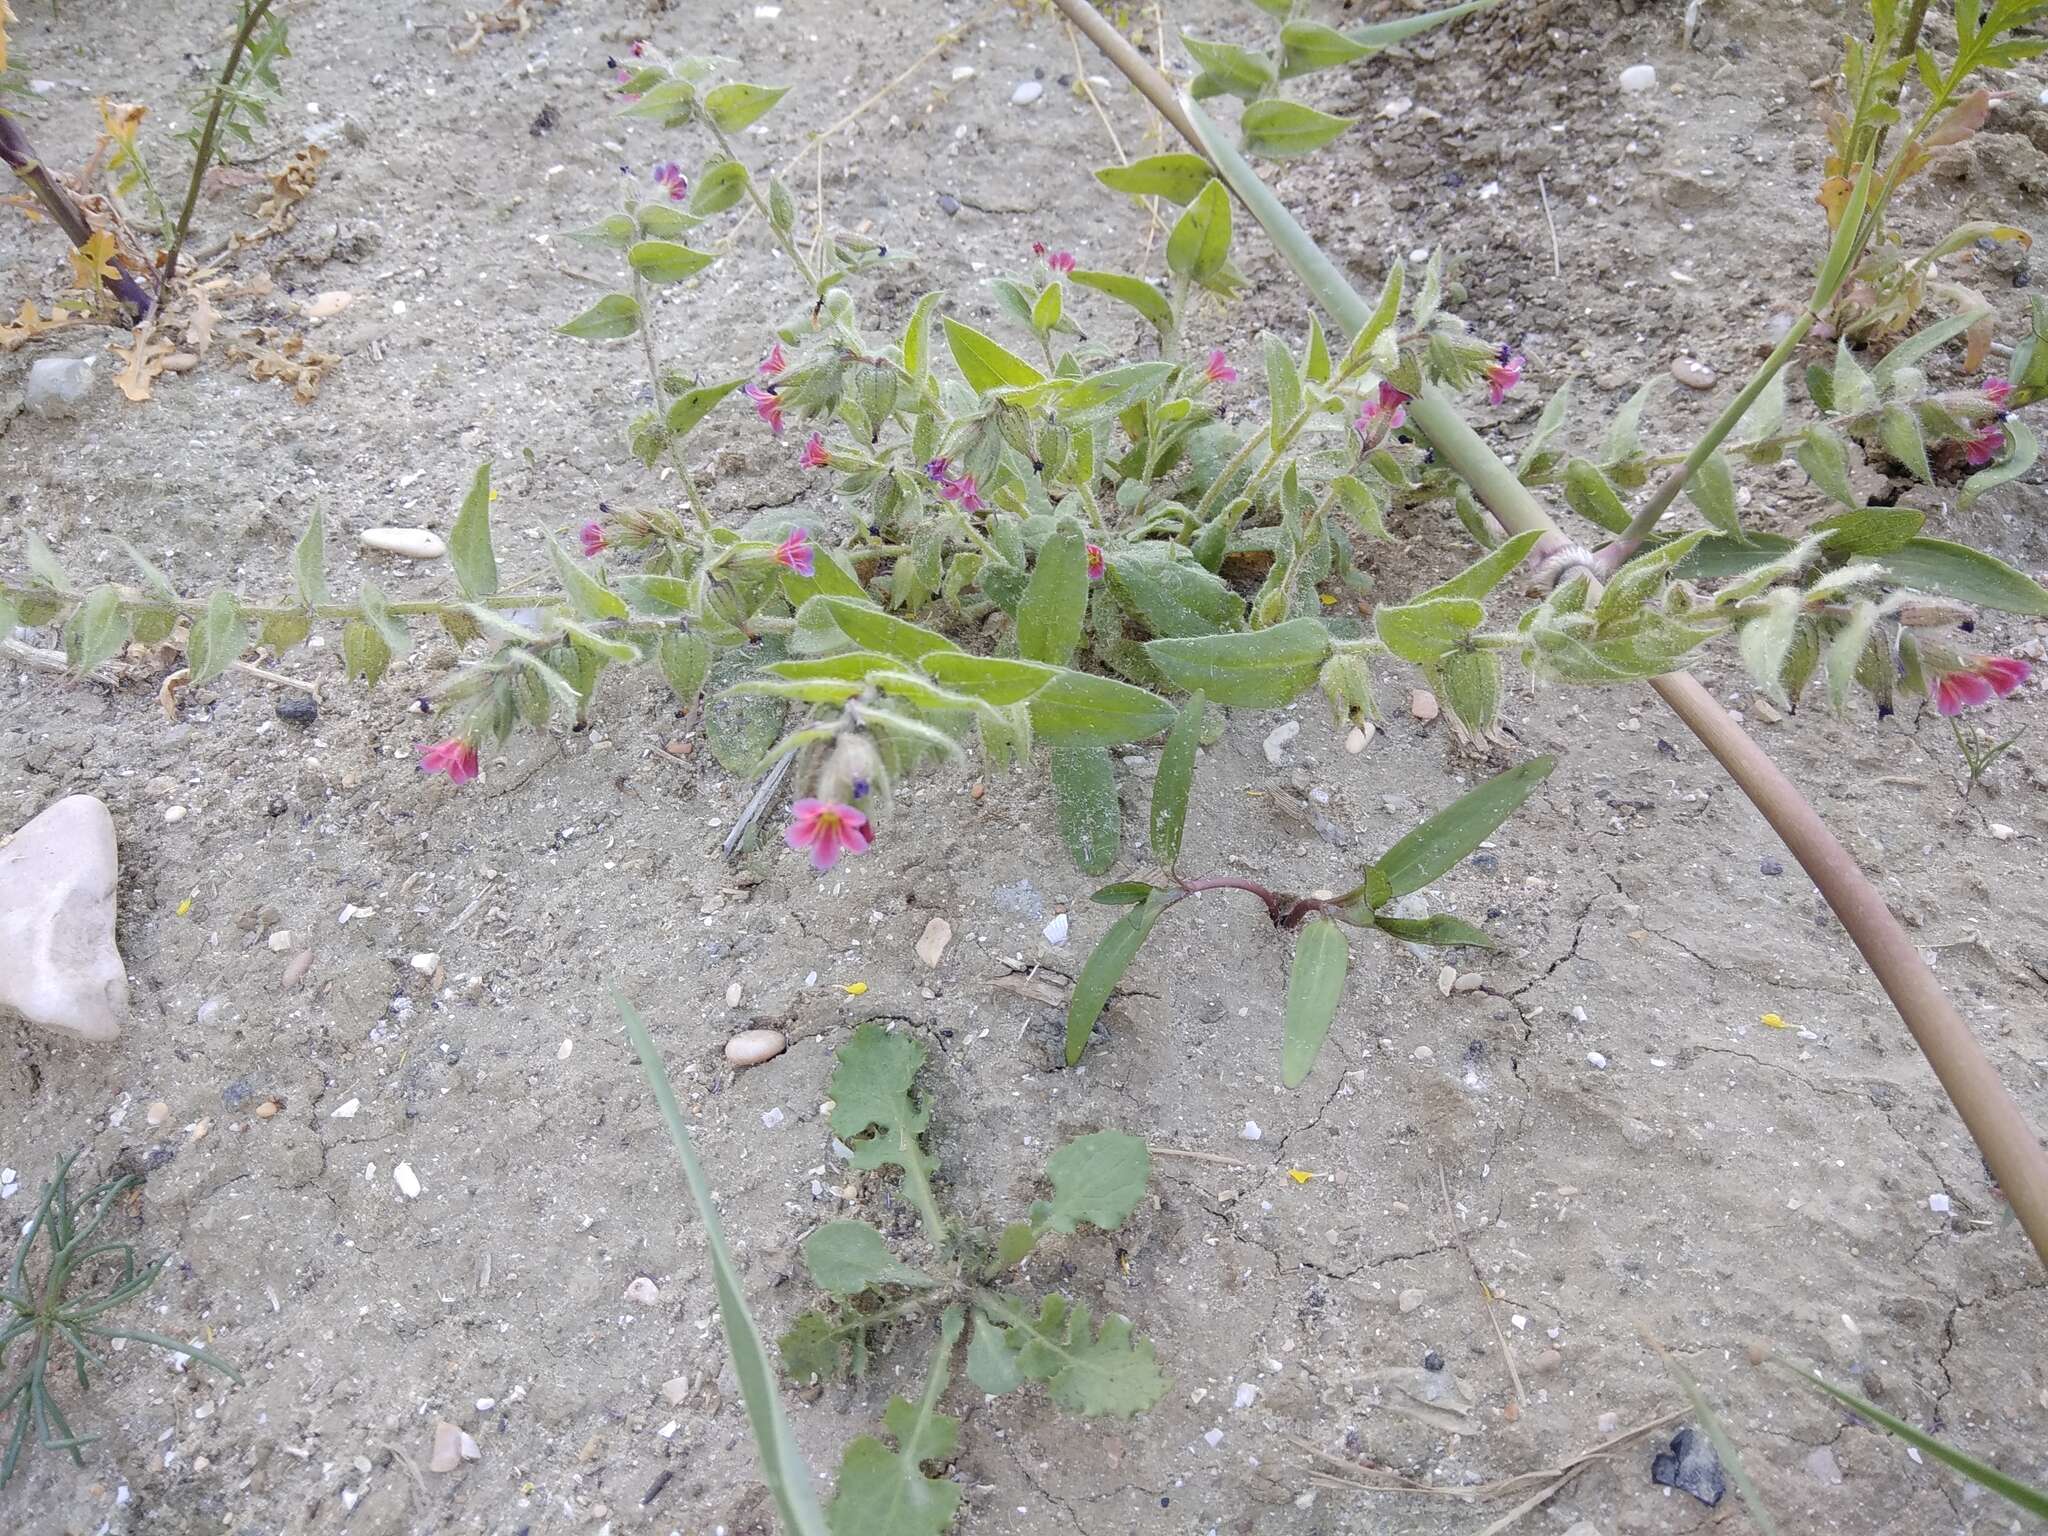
{"left": 276, "top": 692, "right": 319, "bottom": 725}
{"left": 1804, "top": 1446, "right": 1843, "bottom": 1485}
{"left": 1011, "top": 79, "right": 1043, "bottom": 105}
{"left": 1760, "top": 856, "right": 1785, "bottom": 876}
{"left": 1670, "top": 355, "right": 1717, "bottom": 391}
{"left": 0, "top": 795, "right": 128, "bottom": 1041}
{"left": 936, "top": 192, "right": 959, "bottom": 216}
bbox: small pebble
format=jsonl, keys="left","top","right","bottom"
{"left": 1805, "top": 1446, "right": 1843, "bottom": 1486}
{"left": 359, "top": 527, "right": 447, "bottom": 560}
{"left": 1413, "top": 1045, "right": 1434, "bottom": 1061}
{"left": 1586, "top": 1051, "right": 1609, "bottom": 1070}
{"left": 25, "top": 356, "right": 95, "bottom": 418}
{"left": 725, "top": 1029, "right": 787, "bottom": 1067}
{"left": 1011, "top": 79, "right": 1042, "bottom": 105}
{"left": 660, "top": 1375, "right": 691, "bottom": 1405}
{"left": 1409, "top": 689, "right": 1439, "bottom": 722}
{"left": 1233, "top": 1383, "right": 1258, "bottom": 1409}
{"left": 950, "top": 65, "right": 975, "bottom": 82}
{"left": 1760, "top": 857, "right": 1784, "bottom": 876}
{"left": 724, "top": 981, "right": 743, "bottom": 1007}
{"left": 1436, "top": 966, "right": 1456, "bottom": 997}
{"left": 1597, "top": 1411, "right": 1620, "bottom": 1434}
{"left": 427, "top": 1420, "right": 466, "bottom": 1474}
{"left": 1263, "top": 720, "right": 1299, "bottom": 765}
{"left": 163, "top": 805, "right": 188, "bottom": 824}
{"left": 916, "top": 916, "right": 953, "bottom": 969}
{"left": 267, "top": 930, "right": 294, "bottom": 953}
{"left": 1345, "top": 724, "right": 1371, "bottom": 754}
{"left": 1989, "top": 822, "right": 2015, "bottom": 841}
{"left": 557, "top": 1039, "right": 573, "bottom": 1061}
{"left": 331, "top": 1097, "right": 360, "bottom": 1119}
{"left": 1202, "top": 1428, "right": 1224, "bottom": 1449}
{"left": 1533, "top": 1349, "right": 1562, "bottom": 1375}
{"left": 1452, "top": 972, "right": 1484, "bottom": 993}
{"left": 1043, "top": 912, "right": 1069, "bottom": 945}
{"left": 936, "top": 192, "right": 959, "bottom": 216}
{"left": 255, "top": 1099, "right": 279, "bottom": 1119}
{"left": 1422, "top": 1349, "right": 1444, "bottom": 1372}
{"left": 146, "top": 1101, "right": 169, "bottom": 1126}
{"left": 1241, "top": 1120, "right": 1262, "bottom": 1142}
{"left": 760, "top": 1107, "right": 786, "bottom": 1130}
{"left": 1619, "top": 63, "right": 1658, "bottom": 93}
{"left": 275, "top": 692, "right": 318, "bottom": 725}
{"left": 1669, "top": 356, "right": 1716, "bottom": 390}
{"left": 623, "top": 1276, "right": 660, "bottom": 1305}
{"left": 283, "top": 950, "right": 313, "bottom": 988}
{"left": 393, "top": 1162, "right": 422, "bottom": 1199}
{"left": 1398, "top": 1288, "right": 1425, "bottom": 1313}
{"left": 410, "top": 952, "right": 440, "bottom": 975}
{"left": 1928, "top": 1192, "right": 1951, "bottom": 1213}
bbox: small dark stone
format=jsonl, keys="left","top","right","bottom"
{"left": 1651, "top": 1427, "right": 1726, "bottom": 1506}
{"left": 275, "top": 692, "right": 319, "bottom": 725}
{"left": 936, "top": 193, "right": 959, "bottom": 216}
{"left": 2015, "top": 265, "right": 2032, "bottom": 289}
{"left": 221, "top": 1079, "right": 254, "bottom": 1110}
{"left": 1422, "top": 1349, "right": 1444, "bottom": 1372}
{"left": 1760, "top": 856, "right": 1784, "bottom": 876}
{"left": 1442, "top": 170, "right": 1464, "bottom": 188}
{"left": 1467, "top": 851, "right": 1498, "bottom": 872}
{"left": 530, "top": 103, "right": 560, "bottom": 136}
{"left": 143, "top": 1145, "right": 176, "bottom": 1171}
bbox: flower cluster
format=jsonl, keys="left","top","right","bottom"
{"left": 652, "top": 161, "right": 686, "bottom": 201}
{"left": 1932, "top": 652, "right": 2031, "bottom": 716}
{"left": 1032, "top": 241, "right": 1076, "bottom": 275}
{"left": 925, "top": 457, "right": 985, "bottom": 513}
{"left": 1355, "top": 380, "right": 1409, "bottom": 444}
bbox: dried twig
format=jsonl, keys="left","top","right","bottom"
{"left": 1437, "top": 1163, "right": 1525, "bottom": 1407}
{"left": 1536, "top": 172, "right": 1561, "bottom": 277}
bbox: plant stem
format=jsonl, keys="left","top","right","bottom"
{"left": 630, "top": 274, "right": 717, "bottom": 534}
{"left": 0, "top": 114, "right": 154, "bottom": 320}
{"left": 1189, "top": 422, "right": 1268, "bottom": 527}
{"left": 160, "top": 0, "right": 274, "bottom": 295}
{"left": 706, "top": 120, "right": 820, "bottom": 292}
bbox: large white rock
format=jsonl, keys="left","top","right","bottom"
{"left": 0, "top": 795, "right": 128, "bottom": 1041}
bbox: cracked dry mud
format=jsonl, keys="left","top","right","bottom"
{"left": 4, "top": 1, "right": 2047, "bottom": 1533}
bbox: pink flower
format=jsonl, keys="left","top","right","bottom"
{"left": 1047, "top": 250, "right": 1075, "bottom": 274}
{"left": 937, "top": 472, "right": 984, "bottom": 513}
{"left": 1933, "top": 653, "right": 2032, "bottom": 715}
{"left": 1356, "top": 380, "right": 1409, "bottom": 438}
{"left": 1985, "top": 375, "right": 2013, "bottom": 409}
{"left": 579, "top": 521, "right": 608, "bottom": 557}
{"left": 629, "top": 39, "right": 648, "bottom": 58}
{"left": 1205, "top": 349, "right": 1237, "bottom": 385}
{"left": 799, "top": 432, "right": 830, "bottom": 470}
{"left": 417, "top": 738, "right": 480, "bottom": 786}
{"left": 653, "top": 161, "right": 686, "bottom": 202}
{"left": 1965, "top": 424, "right": 2006, "bottom": 467}
{"left": 1087, "top": 543, "right": 1106, "bottom": 581}
{"left": 760, "top": 342, "right": 787, "bottom": 377}
{"left": 924, "top": 456, "right": 950, "bottom": 482}
{"left": 785, "top": 798, "right": 872, "bottom": 872}
{"left": 744, "top": 382, "right": 784, "bottom": 435}
{"left": 1486, "top": 347, "right": 1524, "bottom": 407}
{"left": 773, "top": 527, "right": 814, "bottom": 577}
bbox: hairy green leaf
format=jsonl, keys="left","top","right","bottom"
{"left": 1093, "top": 154, "right": 1214, "bottom": 205}
{"left": 558, "top": 293, "right": 641, "bottom": 340}
{"left": 802, "top": 1222, "right": 935, "bottom": 1296}
{"left": 1241, "top": 99, "right": 1354, "bottom": 157}
{"left": 1000, "top": 1295, "right": 1167, "bottom": 1418}
{"left": 1043, "top": 1131, "right": 1151, "bottom": 1234}
{"left": 628, "top": 240, "right": 715, "bottom": 285}
{"left": 1028, "top": 670, "right": 1176, "bottom": 747}
{"left": 448, "top": 462, "right": 498, "bottom": 600}
{"left": 1018, "top": 520, "right": 1091, "bottom": 665}
{"left": 185, "top": 590, "right": 245, "bottom": 685}
{"left": 704, "top": 81, "right": 790, "bottom": 134}
{"left": 1066, "top": 889, "right": 1170, "bottom": 1065}
{"left": 1145, "top": 619, "right": 1331, "bottom": 708}
{"left": 1281, "top": 917, "right": 1349, "bottom": 1088}
{"left": 1150, "top": 691, "right": 1203, "bottom": 868}
{"left": 943, "top": 317, "right": 1044, "bottom": 394}
{"left": 1051, "top": 745, "right": 1122, "bottom": 875}
{"left": 1374, "top": 756, "right": 1556, "bottom": 899}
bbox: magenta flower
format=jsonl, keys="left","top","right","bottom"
{"left": 744, "top": 382, "right": 784, "bottom": 435}
{"left": 1985, "top": 375, "right": 2014, "bottom": 409}
{"left": 1356, "top": 380, "right": 1410, "bottom": 438}
{"left": 1048, "top": 250, "right": 1075, "bottom": 274}
{"left": 924, "top": 456, "right": 951, "bottom": 482}
{"left": 799, "top": 432, "right": 830, "bottom": 470}
{"left": 760, "top": 342, "right": 787, "bottom": 377}
{"left": 773, "top": 527, "right": 814, "bottom": 577}
{"left": 417, "top": 738, "right": 480, "bottom": 786}
{"left": 1205, "top": 349, "right": 1237, "bottom": 385}
{"left": 1486, "top": 347, "right": 1524, "bottom": 407}
{"left": 937, "top": 472, "right": 985, "bottom": 512}
{"left": 1934, "top": 653, "right": 2031, "bottom": 716}
{"left": 1087, "top": 543, "right": 1106, "bottom": 581}
{"left": 653, "top": 161, "right": 686, "bottom": 201}
{"left": 629, "top": 39, "right": 648, "bottom": 58}
{"left": 579, "top": 521, "right": 608, "bottom": 558}
{"left": 1965, "top": 423, "right": 2006, "bottom": 467}
{"left": 786, "top": 797, "right": 872, "bottom": 872}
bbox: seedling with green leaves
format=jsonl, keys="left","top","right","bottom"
{"left": 0, "top": 1152, "right": 241, "bottom": 1488}
{"left": 775, "top": 1022, "right": 1165, "bottom": 1535}
{"left": 1065, "top": 690, "right": 1555, "bottom": 1085}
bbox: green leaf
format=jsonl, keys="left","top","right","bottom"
{"left": 816, "top": 597, "right": 963, "bottom": 663}
{"left": 1563, "top": 457, "right": 1631, "bottom": 534}
{"left": 547, "top": 534, "right": 629, "bottom": 620}
{"left": 992, "top": 1221, "right": 1042, "bottom": 1272}
{"left": 185, "top": 590, "right": 245, "bottom": 685}
{"left": 704, "top": 81, "right": 789, "bottom": 134}
{"left": 1685, "top": 452, "right": 1742, "bottom": 538}
{"left": 1179, "top": 34, "right": 1275, "bottom": 98}
{"left": 116, "top": 537, "right": 176, "bottom": 601}
{"left": 628, "top": 240, "right": 715, "bottom": 285}
{"left": 341, "top": 619, "right": 391, "bottom": 686}
{"left": 616, "top": 573, "right": 696, "bottom": 614}
{"left": 918, "top": 652, "right": 1059, "bottom": 705}
{"left": 942, "top": 317, "right": 1044, "bottom": 394}
{"left": 1263, "top": 334, "right": 1302, "bottom": 446}
{"left": 1150, "top": 691, "right": 1203, "bottom": 868}
{"left": 1281, "top": 918, "right": 1349, "bottom": 1089}
{"left": 658, "top": 630, "right": 712, "bottom": 704}
{"left": 1106, "top": 548, "right": 1243, "bottom": 638}
{"left": 1028, "top": 670, "right": 1177, "bottom": 747}
{"left": 802, "top": 1222, "right": 935, "bottom": 1296}
{"left": 1813, "top": 506, "right": 1923, "bottom": 555}
{"left": 1279, "top": 18, "right": 1376, "bottom": 74}
{"left": 1875, "top": 536, "right": 2048, "bottom": 615}
{"left": 1014, "top": 522, "right": 1088, "bottom": 666}
{"left": 1166, "top": 179, "right": 1232, "bottom": 283}
{"left": 1051, "top": 745, "right": 1122, "bottom": 875}
{"left": 667, "top": 376, "right": 747, "bottom": 437}
{"left": 690, "top": 155, "right": 750, "bottom": 217}
{"left": 635, "top": 203, "right": 697, "bottom": 239}
{"left": 1372, "top": 913, "right": 1495, "bottom": 948}
{"left": 1772, "top": 1360, "right": 2048, "bottom": 1519}
{"left": 1305, "top": 312, "right": 1332, "bottom": 384}
{"left": 1373, "top": 596, "right": 1484, "bottom": 663}
{"left": 62, "top": 585, "right": 129, "bottom": 674}
{"left": 621, "top": 997, "right": 831, "bottom": 1536}
{"left": 779, "top": 1310, "right": 850, "bottom": 1385}
{"left": 1415, "top": 529, "right": 1543, "bottom": 603}
{"left": 1031, "top": 281, "right": 1062, "bottom": 335}
{"left": 569, "top": 213, "right": 637, "bottom": 249}
{"left": 1093, "top": 154, "right": 1214, "bottom": 205}
{"left": 1347, "top": 0, "right": 1500, "bottom": 47}
{"left": 967, "top": 1311, "right": 1025, "bottom": 1396}
{"left": 1043, "top": 1131, "right": 1151, "bottom": 1233}
{"left": 558, "top": 293, "right": 641, "bottom": 340}
{"left": 829, "top": 1022, "right": 936, "bottom": 1184}
{"left": 23, "top": 531, "right": 71, "bottom": 590}
{"left": 292, "top": 510, "right": 327, "bottom": 608}
{"left": 1241, "top": 99, "right": 1354, "bottom": 158}
{"left": 1599, "top": 379, "right": 1659, "bottom": 466}
{"left": 1070, "top": 270, "right": 1172, "bottom": 332}
{"left": 1066, "top": 889, "right": 1171, "bottom": 1064}
{"left": 448, "top": 462, "right": 498, "bottom": 600}
{"left": 1794, "top": 425, "right": 1859, "bottom": 508}
{"left": 1831, "top": 338, "right": 1877, "bottom": 415}
{"left": 1374, "top": 756, "right": 1556, "bottom": 899}
{"left": 1959, "top": 416, "right": 2039, "bottom": 510}
{"left": 1094, "top": 881, "right": 1158, "bottom": 907}
{"left": 1145, "top": 618, "right": 1332, "bottom": 708}
{"left": 1877, "top": 402, "right": 1931, "bottom": 483}
{"left": 1002, "top": 1295, "right": 1168, "bottom": 1418}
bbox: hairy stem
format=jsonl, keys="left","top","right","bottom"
{"left": 630, "top": 274, "right": 717, "bottom": 533}
{"left": 0, "top": 114, "right": 155, "bottom": 320}
{"left": 160, "top": 0, "right": 275, "bottom": 294}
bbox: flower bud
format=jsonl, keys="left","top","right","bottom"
{"left": 814, "top": 730, "right": 889, "bottom": 822}
{"left": 1318, "top": 653, "right": 1378, "bottom": 727}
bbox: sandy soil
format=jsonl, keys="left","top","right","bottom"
{"left": 3, "top": 1, "right": 2046, "bottom": 1533}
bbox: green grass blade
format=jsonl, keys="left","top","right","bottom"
{"left": 620, "top": 994, "right": 832, "bottom": 1536}
{"left": 1773, "top": 1359, "right": 2048, "bottom": 1518}
{"left": 1346, "top": 0, "right": 1502, "bottom": 47}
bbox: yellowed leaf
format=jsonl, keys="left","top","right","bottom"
{"left": 185, "top": 287, "right": 217, "bottom": 354}
{"left": 0, "top": 0, "right": 15, "bottom": 74}
{"left": 1815, "top": 173, "right": 1855, "bottom": 232}
{"left": 0, "top": 299, "right": 85, "bottom": 352}
{"left": 228, "top": 328, "right": 337, "bottom": 403}
{"left": 111, "top": 324, "right": 176, "bottom": 402}
{"left": 67, "top": 229, "right": 121, "bottom": 294}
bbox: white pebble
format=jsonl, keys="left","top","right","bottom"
{"left": 1619, "top": 64, "right": 1657, "bottom": 93}
{"left": 359, "top": 527, "right": 447, "bottom": 560}
{"left": 724, "top": 1028, "right": 787, "bottom": 1067}
{"left": 623, "top": 1276, "right": 660, "bottom": 1305}
{"left": 25, "top": 357, "right": 96, "bottom": 418}
{"left": 1203, "top": 1428, "right": 1224, "bottom": 1448}
{"left": 410, "top": 952, "right": 439, "bottom": 975}
{"left": 393, "top": 1162, "right": 421, "bottom": 1199}
{"left": 725, "top": 981, "right": 743, "bottom": 1007}
{"left": 1233, "top": 1383, "right": 1257, "bottom": 1409}
{"left": 1928, "top": 1192, "right": 1951, "bottom": 1213}
{"left": 1011, "top": 80, "right": 1043, "bottom": 105}
{"left": 1345, "top": 724, "right": 1373, "bottom": 754}
{"left": 951, "top": 65, "right": 976, "bottom": 82}
{"left": 163, "top": 805, "right": 188, "bottom": 824}
{"left": 266, "top": 930, "right": 294, "bottom": 953}
{"left": 331, "top": 1097, "right": 360, "bottom": 1119}
{"left": 1598, "top": 1411, "right": 1620, "bottom": 1434}
{"left": 1586, "top": 1051, "right": 1609, "bottom": 1070}
{"left": 1989, "top": 823, "right": 2015, "bottom": 841}
{"left": 1409, "top": 689, "right": 1439, "bottom": 722}
{"left": 1043, "top": 913, "right": 1069, "bottom": 945}
{"left": 1241, "top": 1120, "right": 1262, "bottom": 1142}
{"left": 916, "top": 916, "right": 953, "bottom": 969}
{"left": 1262, "top": 720, "right": 1299, "bottom": 765}
{"left": 556, "top": 1039, "right": 573, "bottom": 1061}
{"left": 761, "top": 1107, "right": 786, "bottom": 1130}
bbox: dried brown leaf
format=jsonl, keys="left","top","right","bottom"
{"left": 0, "top": 299, "right": 86, "bottom": 352}
{"left": 111, "top": 323, "right": 176, "bottom": 402}
{"left": 255, "top": 145, "right": 329, "bottom": 231}
{"left": 228, "top": 328, "right": 337, "bottom": 403}
{"left": 185, "top": 287, "right": 218, "bottom": 355}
